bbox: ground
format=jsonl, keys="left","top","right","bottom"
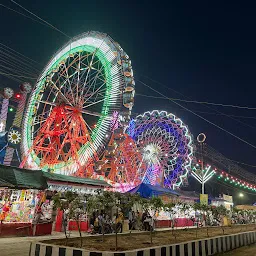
{"left": 44, "top": 225, "right": 255, "bottom": 251}
{"left": 0, "top": 226, "right": 255, "bottom": 256}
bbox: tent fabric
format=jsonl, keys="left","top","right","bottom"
{"left": 0, "top": 178, "right": 14, "bottom": 187}
{"left": 179, "top": 190, "right": 200, "bottom": 199}
{"left": 0, "top": 165, "right": 48, "bottom": 189}
{"left": 0, "top": 165, "right": 110, "bottom": 189}
{"left": 128, "top": 183, "right": 180, "bottom": 198}
{"left": 43, "top": 172, "right": 110, "bottom": 187}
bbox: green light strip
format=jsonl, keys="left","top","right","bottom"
{"left": 25, "top": 44, "right": 112, "bottom": 171}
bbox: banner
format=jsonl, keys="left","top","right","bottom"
{"left": 200, "top": 194, "right": 208, "bottom": 205}
{"left": 223, "top": 194, "right": 233, "bottom": 203}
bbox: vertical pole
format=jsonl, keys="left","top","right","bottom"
{"left": 200, "top": 142, "right": 204, "bottom": 194}
{"left": 202, "top": 180, "right": 204, "bottom": 195}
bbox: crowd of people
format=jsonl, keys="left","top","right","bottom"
{"left": 88, "top": 209, "right": 154, "bottom": 234}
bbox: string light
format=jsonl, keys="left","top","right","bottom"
{"left": 214, "top": 168, "right": 256, "bottom": 192}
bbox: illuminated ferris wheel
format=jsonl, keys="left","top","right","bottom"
{"left": 21, "top": 31, "right": 135, "bottom": 175}
{"left": 127, "top": 110, "right": 193, "bottom": 189}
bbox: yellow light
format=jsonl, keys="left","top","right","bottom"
{"left": 239, "top": 193, "right": 244, "bottom": 198}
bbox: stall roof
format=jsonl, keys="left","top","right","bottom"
{"left": 43, "top": 172, "right": 110, "bottom": 187}
{"left": 0, "top": 165, "right": 110, "bottom": 189}
{"left": 128, "top": 183, "right": 180, "bottom": 198}
{"left": 0, "top": 178, "right": 14, "bottom": 187}
{"left": 0, "top": 165, "right": 48, "bottom": 189}
{"left": 178, "top": 190, "right": 200, "bottom": 199}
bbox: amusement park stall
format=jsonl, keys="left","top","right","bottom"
{"left": 129, "top": 183, "right": 194, "bottom": 228}
{"left": 0, "top": 165, "right": 51, "bottom": 237}
{"left": 43, "top": 172, "right": 110, "bottom": 233}
{"left": 0, "top": 165, "right": 110, "bottom": 236}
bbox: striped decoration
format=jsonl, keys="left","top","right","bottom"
{"left": 0, "top": 98, "right": 9, "bottom": 131}
{"left": 3, "top": 147, "right": 15, "bottom": 166}
{"left": 30, "top": 231, "right": 256, "bottom": 256}
{"left": 3, "top": 92, "right": 28, "bottom": 166}
{"left": 13, "top": 93, "right": 27, "bottom": 128}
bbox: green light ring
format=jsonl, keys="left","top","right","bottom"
{"left": 24, "top": 44, "right": 113, "bottom": 171}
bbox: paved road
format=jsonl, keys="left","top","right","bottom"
{"left": 216, "top": 244, "right": 256, "bottom": 255}
{"left": 0, "top": 227, "right": 195, "bottom": 256}
{"left": 0, "top": 232, "right": 80, "bottom": 256}
{"left": 0, "top": 233, "right": 255, "bottom": 256}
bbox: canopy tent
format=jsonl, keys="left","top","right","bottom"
{"left": 0, "top": 164, "right": 48, "bottom": 189}
{"left": 179, "top": 190, "right": 200, "bottom": 200}
{"left": 0, "top": 165, "right": 110, "bottom": 189}
{"left": 128, "top": 183, "right": 180, "bottom": 198}
{"left": 43, "top": 172, "right": 110, "bottom": 187}
{"left": 0, "top": 177, "right": 14, "bottom": 187}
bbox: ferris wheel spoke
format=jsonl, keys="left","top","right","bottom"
{"left": 85, "top": 87, "right": 107, "bottom": 104}
{"left": 62, "top": 62, "right": 76, "bottom": 105}
{"left": 82, "top": 47, "right": 109, "bottom": 94}
{"left": 33, "top": 119, "right": 47, "bottom": 126}
{"left": 75, "top": 52, "right": 82, "bottom": 105}
{"left": 79, "top": 108, "right": 102, "bottom": 117}
{"left": 82, "top": 65, "right": 106, "bottom": 103}
{"left": 83, "top": 82, "right": 106, "bottom": 106}
{"left": 83, "top": 119, "right": 93, "bottom": 133}
{"left": 79, "top": 48, "right": 101, "bottom": 102}
{"left": 83, "top": 98, "right": 105, "bottom": 109}
{"left": 37, "top": 99, "right": 57, "bottom": 107}
{"left": 49, "top": 80, "right": 73, "bottom": 106}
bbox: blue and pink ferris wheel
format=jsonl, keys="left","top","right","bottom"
{"left": 126, "top": 110, "right": 193, "bottom": 190}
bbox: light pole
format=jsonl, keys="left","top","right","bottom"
{"left": 191, "top": 165, "right": 216, "bottom": 194}
{"left": 197, "top": 133, "right": 206, "bottom": 194}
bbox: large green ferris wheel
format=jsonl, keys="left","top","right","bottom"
{"left": 21, "top": 31, "right": 135, "bottom": 175}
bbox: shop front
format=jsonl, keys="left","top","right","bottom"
{"left": 44, "top": 172, "right": 110, "bottom": 233}
{"left": 129, "top": 183, "right": 196, "bottom": 228}
{"left": 0, "top": 166, "right": 110, "bottom": 236}
{"left": 0, "top": 165, "right": 52, "bottom": 237}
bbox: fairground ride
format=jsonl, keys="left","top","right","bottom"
{"left": 20, "top": 31, "right": 135, "bottom": 176}
{"left": 95, "top": 110, "right": 194, "bottom": 191}
{"left": 126, "top": 110, "right": 193, "bottom": 190}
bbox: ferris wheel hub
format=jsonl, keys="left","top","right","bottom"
{"left": 143, "top": 143, "right": 162, "bottom": 163}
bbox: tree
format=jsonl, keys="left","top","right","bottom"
{"left": 124, "top": 194, "right": 141, "bottom": 235}
{"left": 192, "top": 202, "right": 202, "bottom": 238}
{"left": 200, "top": 204, "right": 210, "bottom": 237}
{"left": 148, "top": 197, "right": 164, "bottom": 243}
{"left": 95, "top": 191, "right": 115, "bottom": 242}
{"left": 112, "top": 192, "right": 123, "bottom": 251}
{"left": 68, "top": 196, "right": 86, "bottom": 247}
{"left": 164, "top": 202, "right": 176, "bottom": 239}
{"left": 53, "top": 191, "right": 77, "bottom": 245}
{"left": 212, "top": 205, "right": 227, "bottom": 235}
{"left": 180, "top": 203, "right": 191, "bottom": 229}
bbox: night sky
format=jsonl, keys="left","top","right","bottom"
{"left": 1, "top": 1, "right": 256, "bottom": 202}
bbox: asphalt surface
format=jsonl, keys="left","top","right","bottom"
{"left": 0, "top": 232, "right": 80, "bottom": 256}
{"left": 216, "top": 244, "right": 256, "bottom": 255}
{"left": 0, "top": 231, "right": 255, "bottom": 256}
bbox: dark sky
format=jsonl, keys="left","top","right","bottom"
{"left": 1, "top": 1, "right": 256, "bottom": 201}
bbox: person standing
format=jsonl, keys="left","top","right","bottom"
{"left": 142, "top": 210, "right": 150, "bottom": 231}
{"left": 116, "top": 211, "right": 124, "bottom": 233}
{"left": 128, "top": 209, "right": 133, "bottom": 230}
